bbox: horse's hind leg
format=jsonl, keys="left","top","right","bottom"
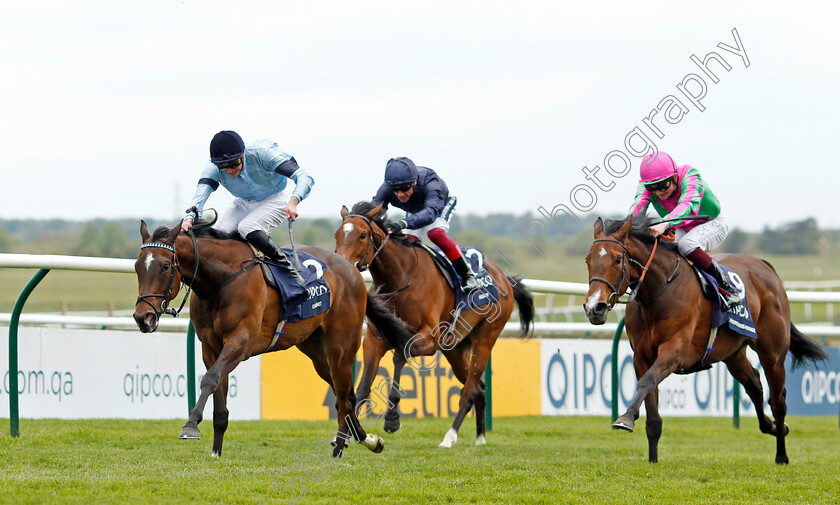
{"left": 440, "top": 326, "right": 495, "bottom": 449}
{"left": 761, "top": 352, "right": 789, "bottom": 464}
{"left": 383, "top": 353, "right": 407, "bottom": 433}
{"left": 211, "top": 376, "right": 229, "bottom": 457}
{"left": 356, "top": 325, "right": 386, "bottom": 412}
{"left": 474, "top": 380, "right": 487, "bottom": 445}
{"left": 644, "top": 388, "right": 662, "bottom": 463}
{"left": 723, "top": 347, "right": 779, "bottom": 436}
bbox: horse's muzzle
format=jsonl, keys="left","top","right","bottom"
{"left": 584, "top": 302, "right": 609, "bottom": 325}
{"left": 134, "top": 311, "right": 159, "bottom": 333}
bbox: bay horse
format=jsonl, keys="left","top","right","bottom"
{"left": 133, "top": 220, "right": 414, "bottom": 458}
{"left": 335, "top": 202, "right": 534, "bottom": 448}
{"left": 584, "top": 215, "right": 827, "bottom": 464}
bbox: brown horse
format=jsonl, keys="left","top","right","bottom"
{"left": 335, "top": 202, "right": 534, "bottom": 448}
{"left": 584, "top": 216, "right": 827, "bottom": 464}
{"left": 133, "top": 220, "right": 414, "bottom": 458}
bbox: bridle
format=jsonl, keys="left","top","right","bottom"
{"left": 589, "top": 236, "right": 680, "bottom": 307}
{"left": 136, "top": 230, "right": 200, "bottom": 317}
{"left": 341, "top": 214, "right": 391, "bottom": 272}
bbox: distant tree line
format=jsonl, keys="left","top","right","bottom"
{"left": 0, "top": 215, "right": 834, "bottom": 258}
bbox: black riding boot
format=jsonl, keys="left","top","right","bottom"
{"left": 705, "top": 259, "right": 741, "bottom": 309}
{"left": 452, "top": 256, "right": 480, "bottom": 291}
{"left": 245, "top": 230, "right": 305, "bottom": 285}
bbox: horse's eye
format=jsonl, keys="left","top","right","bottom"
{"left": 614, "top": 256, "right": 622, "bottom": 265}
{"left": 360, "top": 233, "right": 367, "bottom": 240}
{"left": 162, "top": 262, "right": 171, "bottom": 272}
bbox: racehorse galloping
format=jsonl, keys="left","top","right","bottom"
{"left": 133, "top": 221, "right": 414, "bottom": 457}
{"left": 584, "top": 216, "right": 827, "bottom": 464}
{"left": 336, "top": 202, "right": 534, "bottom": 448}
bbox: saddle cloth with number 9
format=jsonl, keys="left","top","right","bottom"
{"left": 699, "top": 264, "right": 757, "bottom": 339}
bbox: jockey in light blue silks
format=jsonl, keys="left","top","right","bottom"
{"left": 182, "top": 130, "right": 314, "bottom": 283}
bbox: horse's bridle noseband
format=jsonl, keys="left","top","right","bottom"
{"left": 341, "top": 213, "right": 390, "bottom": 272}
{"left": 589, "top": 237, "right": 642, "bottom": 306}
{"left": 589, "top": 236, "right": 681, "bottom": 307}
{"left": 136, "top": 231, "right": 199, "bottom": 317}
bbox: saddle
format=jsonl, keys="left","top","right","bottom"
{"left": 676, "top": 262, "right": 756, "bottom": 375}
{"left": 412, "top": 241, "right": 458, "bottom": 290}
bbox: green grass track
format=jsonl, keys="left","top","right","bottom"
{"left": 1, "top": 416, "right": 839, "bottom": 504}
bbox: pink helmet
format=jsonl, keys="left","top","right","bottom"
{"left": 639, "top": 152, "right": 677, "bottom": 183}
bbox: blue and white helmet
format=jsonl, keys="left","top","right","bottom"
{"left": 384, "top": 157, "right": 418, "bottom": 186}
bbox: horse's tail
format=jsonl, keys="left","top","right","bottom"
{"left": 789, "top": 323, "right": 829, "bottom": 370}
{"left": 365, "top": 291, "right": 414, "bottom": 360}
{"left": 508, "top": 276, "right": 535, "bottom": 338}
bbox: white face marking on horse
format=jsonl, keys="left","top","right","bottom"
{"left": 599, "top": 247, "right": 607, "bottom": 258}
{"left": 342, "top": 222, "right": 355, "bottom": 242}
{"left": 144, "top": 252, "right": 154, "bottom": 271}
{"left": 585, "top": 288, "right": 603, "bottom": 311}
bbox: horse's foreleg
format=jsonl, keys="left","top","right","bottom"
{"left": 613, "top": 343, "right": 682, "bottom": 433}
{"left": 180, "top": 341, "right": 246, "bottom": 441}
{"left": 211, "top": 376, "right": 229, "bottom": 457}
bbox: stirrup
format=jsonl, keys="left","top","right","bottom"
{"left": 719, "top": 289, "right": 741, "bottom": 309}
{"left": 462, "top": 275, "right": 480, "bottom": 292}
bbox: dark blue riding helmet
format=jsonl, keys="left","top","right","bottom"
{"left": 384, "top": 157, "right": 418, "bottom": 186}
{"left": 210, "top": 131, "right": 245, "bottom": 164}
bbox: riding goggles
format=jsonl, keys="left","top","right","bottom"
{"left": 390, "top": 182, "right": 414, "bottom": 193}
{"left": 644, "top": 178, "right": 672, "bottom": 192}
{"left": 215, "top": 157, "right": 243, "bottom": 170}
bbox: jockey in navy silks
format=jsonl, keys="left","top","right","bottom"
{"left": 372, "top": 157, "right": 480, "bottom": 291}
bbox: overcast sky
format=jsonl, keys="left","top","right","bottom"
{"left": 2, "top": 0, "right": 838, "bottom": 232}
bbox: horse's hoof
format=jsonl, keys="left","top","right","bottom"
{"left": 476, "top": 434, "right": 486, "bottom": 446}
{"left": 612, "top": 417, "right": 634, "bottom": 432}
{"left": 438, "top": 428, "right": 458, "bottom": 448}
{"left": 360, "top": 434, "right": 384, "bottom": 453}
{"left": 776, "top": 455, "right": 789, "bottom": 465}
{"left": 383, "top": 418, "right": 401, "bottom": 433}
{"left": 179, "top": 426, "right": 201, "bottom": 439}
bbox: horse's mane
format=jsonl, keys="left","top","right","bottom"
{"left": 349, "top": 201, "right": 415, "bottom": 245}
{"left": 150, "top": 225, "right": 245, "bottom": 242}
{"left": 603, "top": 215, "right": 679, "bottom": 252}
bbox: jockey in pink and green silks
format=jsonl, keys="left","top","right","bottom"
{"left": 630, "top": 152, "right": 740, "bottom": 308}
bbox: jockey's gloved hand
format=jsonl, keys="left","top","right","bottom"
{"left": 385, "top": 220, "right": 407, "bottom": 235}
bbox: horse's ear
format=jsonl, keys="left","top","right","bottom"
{"left": 140, "top": 220, "right": 150, "bottom": 242}
{"left": 616, "top": 216, "right": 634, "bottom": 240}
{"left": 593, "top": 217, "right": 604, "bottom": 238}
{"left": 368, "top": 202, "right": 384, "bottom": 218}
{"left": 167, "top": 223, "right": 181, "bottom": 242}
{"left": 340, "top": 205, "right": 349, "bottom": 219}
